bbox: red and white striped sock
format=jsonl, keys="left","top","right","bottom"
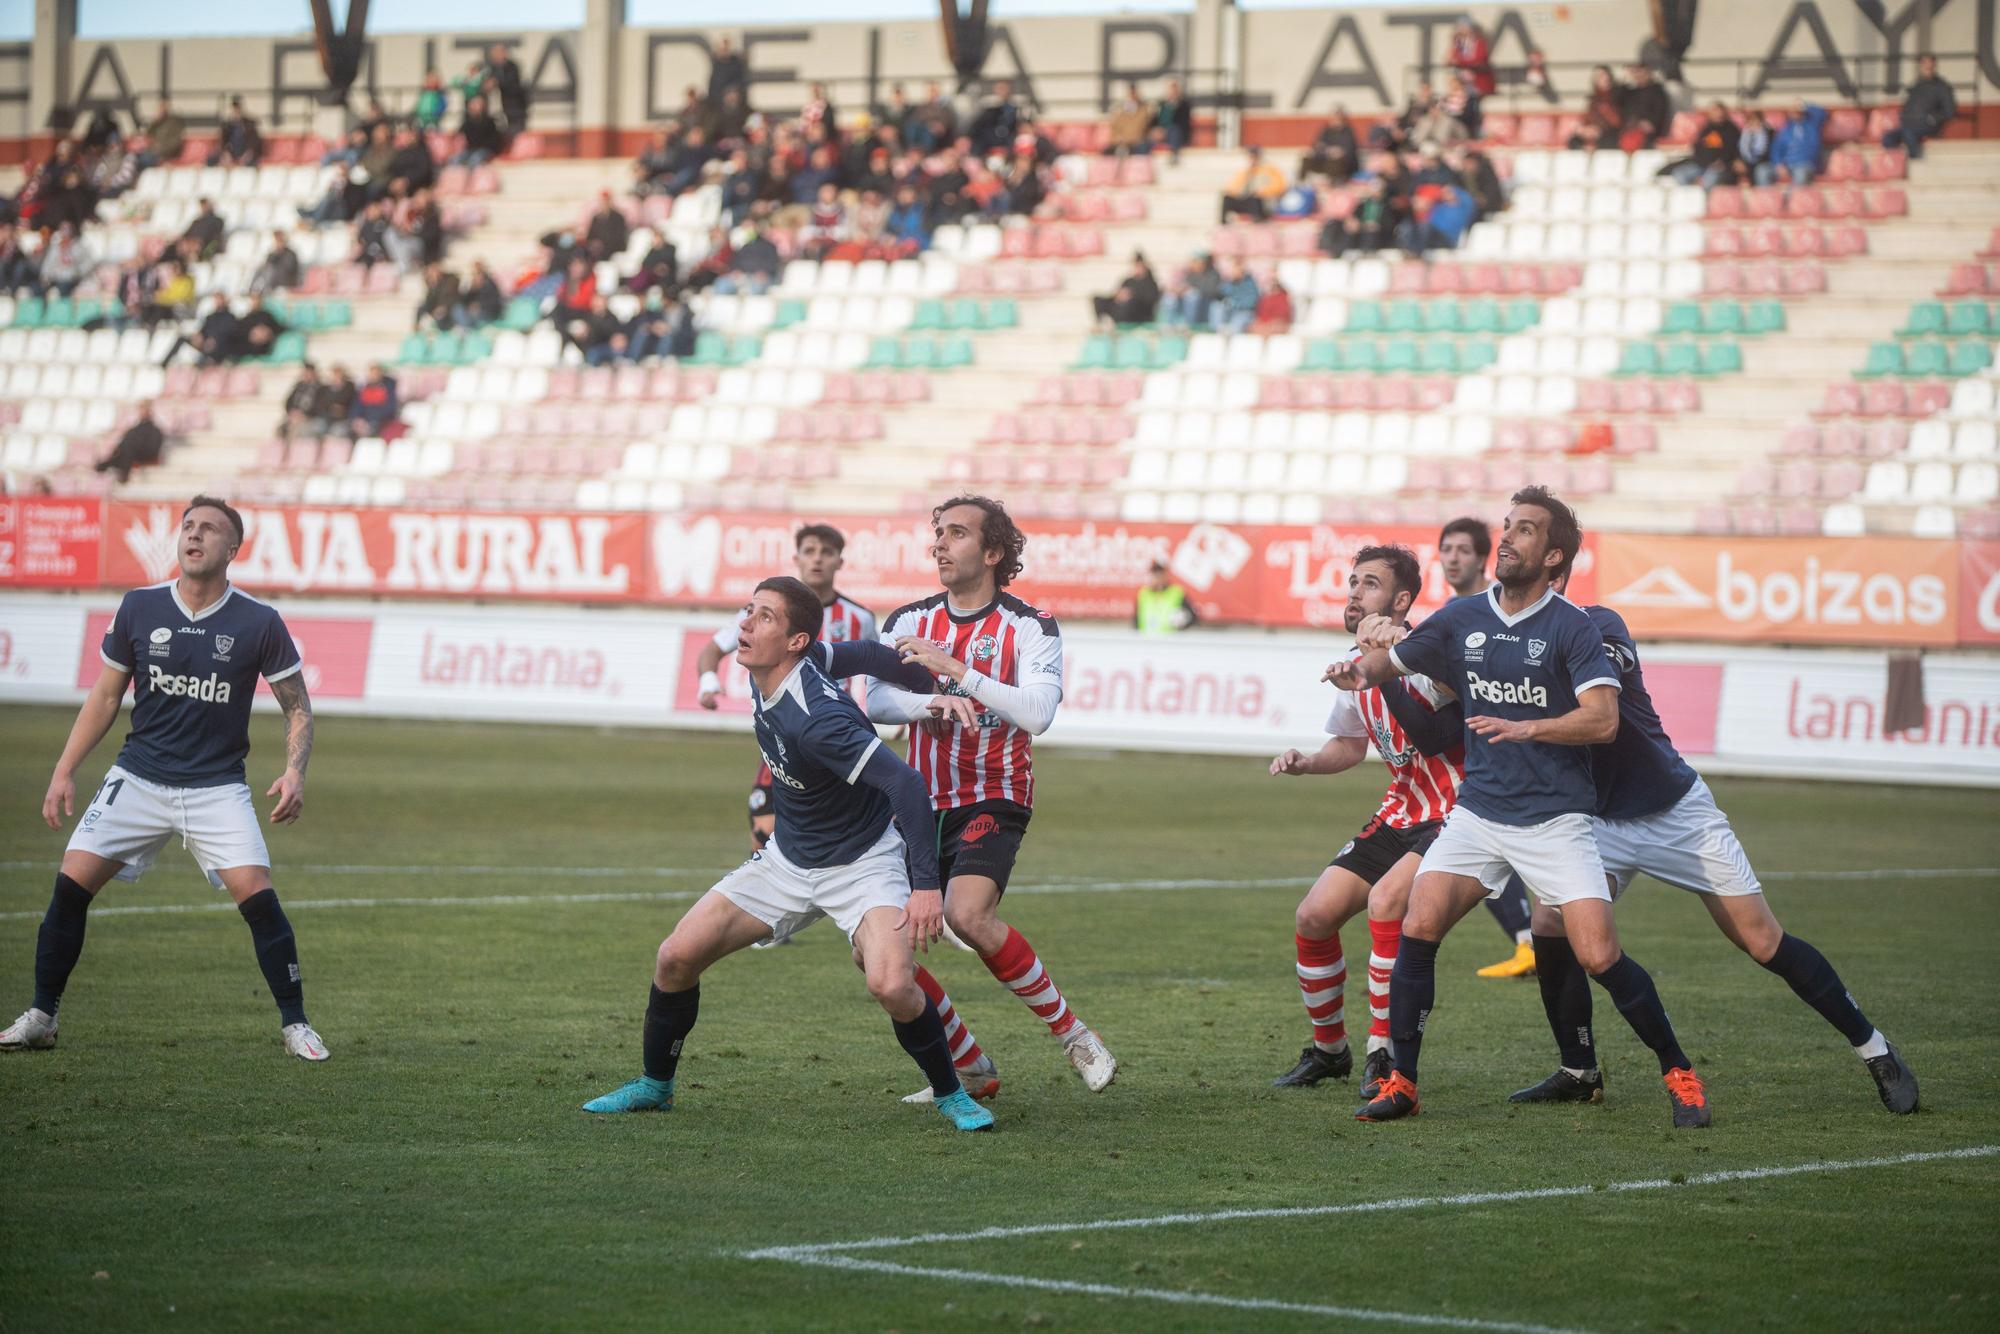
{"left": 913, "top": 964, "right": 986, "bottom": 1069}
{"left": 1295, "top": 932, "right": 1348, "bottom": 1053}
{"left": 982, "top": 925, "right": 1080, "bottom": 1040}
{"left": 1367, "top": 917, "right": 1401, "bottom": 1055}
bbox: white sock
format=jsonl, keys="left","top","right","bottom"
{"left": 1314, "top": 1037, "right": 1350, "bottom": 1056}
{"left": 1562, "top": 1065, "right": 1597, "bottom": 1080}
{"left": 1515, "top": 929, "right": 1534, "bottom": 947}
{"left": 1855, "top": 1029, "right": 1889, "bottom": 1061}
{"left": 1366, "top": 1035, "right": 1389, "bottom": 1055}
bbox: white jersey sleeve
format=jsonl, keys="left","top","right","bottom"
{"left": 1325, "top": 686, "right": 1368, "bottom": 739}
{"left": 864, "top": 603, "right": 930, "bottom": 725}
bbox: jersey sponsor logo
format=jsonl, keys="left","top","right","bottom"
{"left": 149, "top": 627, "right": 172, "bottom": 644}
{"left": 145, "top": 664, "right": 234, "bottom": 702}
{"left": 177, "top": 625, "right": 206, "bottom": 635}
{"left": 148, "top": 626, "right": 172, "bottom": 657}
{"left": 759, "top": 751, "right": 807, "bottom": 790}
{"left": 960, "top": 813, "right": 999, "bottom": 844}
{"left": 1466, "top": 672, "right": 1549, "bottom": 708}
{"left": 1463, "top": 632, "right": 1487, "bottom": 648}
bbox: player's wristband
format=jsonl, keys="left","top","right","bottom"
{"left": 698, "top": 671, "right": 721, "bottom": 697}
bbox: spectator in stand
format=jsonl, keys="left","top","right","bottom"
{"left": 633, "top": 127, "right": 678, "bottom": 196}
{"left": 138, "top": 97, "right": 185, "bottom": 169}
{"left": 1162, "top": 253, "right": 1221, "bottom": 327}
{"left": 1407, "top": 84, "right": 1468, "bottom": 147}
{"left": 386, "top": 125, "right": 438, "bottom": 196}
{"left": 716, "top": 225, "right": 782, "bottom": 294}
{"left": 1107, "top": 82, "right": 1152, "bottom": 159}
{"left": 849, "top": 187, "right": 890, "bottom": 256}
{"left": 1092, "top": 252, "right": 1160, "bottom": 328}
{"left": 207, "top": 97, "right": 262, "bottom": 167}
{"left": 886, "top": 182, "right": 931, "bottom": 250}
{"left": 356, "top": 122, "right": 396, "bottom": 193}
{"left": 457, "top": 259, "right": 504, "bottom": 327}
{"left": 1620, "top": 64, "right": 1671, "bottom": 149}
{"left": 1219, "top": 146, "right": 1286, "bottom": 222}
{"left": 1672, "top": 102, "right": 1742, "bottom": 189}
{"left": 416, "top": 262, "right": 461, "bottom": 330}
{"left": 1884, "top": 54, "right": 1957, "bottom": 159}
{"left": 356, "top": 96, "right": 392, "bottom": 141}
{"left": 708, "top": 35, "right": 749, "bottom": 108}
{"left": 800, "top": 181, "right": 849, "bottom": 258}
{"left": 551, "top": 256, "right": 598, "bottom": 323}
{"left": 1445, "top": 74, "right": 1482, "bottom": 141}
{"left": 664, "top": 125, "right": 715, "bottom": 197}
{"left": 180, "top": 197, "right": 225, "bottom": 261}
{"left": 1320, "top": 175, "right": 1390, "bottom": 256}
{"left": 1458, "top": 145, "right": 1505, "bottom": 217}
{"left": 563, "top": 293, "right": 623, "bottom": 366}
{"left": 90, "top": 132, "right": 140, "bottom": 199}
{"left": 1569, "top": 66, "right": 1627, "bottom": 150}
{"left": 1272, "top": 176, "right": 1317, "bottom": 220}
{"left": 94, "top": 402, "right": 165, "bottom": 483}
{"left": 1152, "top": 78, "right": 1193, "bottom": 164}
{"left": 1523, "top": 50, "right": 1552, "bottom": 99}
{"left": 350, "top": 363, "right": 400, "bottom": 437}
{"left": 280, "top": 364, "right": 325, "bottom": 440}
{"left": 36, "top": 222, "right": 91, "bottom": 297}
{"left": 626, "top": 289, "right": 695, "bottom": 361}
{"left": 1251, "top": 278, "right": 1293, "bottom": 335}
{"left": 160, "top": 295, "right": 239, "bottom": 367}
{"left": 1772, "top": 100, "right": 1828, "bottom": 186}
{"left": 323, "top": 126, "right": 369, "bottom": 168}
{"left": 0, "top": 223, "right": 38, "bottom": 292}
{"left": 969, "top": 80, "right": 1024, "bottom": 156}
{"left": 999, "top": 142, "right": 1046, "bottom": 216}
{"left": 709, "top": 87, "right": 751, "bottom": 144}
{"left": 452, "top": 95, "right": 505, "bottom": 167}
{"left": 454, "top": 60, "right": 489, "bottom": 110}
{"left": 1411, "top": 178, "right": 1477, "bottom": 255}
{"left": 911, "top": 81, "right": 957, "bottom": 153}
{"left": 233, "top": 294, "right": 286, "bottom": 362}
{"left": 350, "top": 199, "right": 394, "bottom": 269}
{"left": 1213, "top": 260, "right": 1260, "bottom": 333}
{"left": 414, "top": 71, "right": 449, "bottom": 130}
{"left": 250, "top": 229, "right": 301, "bottom": 294}
{"left": 146, "top": 258, "right": 195, "bottom": 326}
{"left": 1449, "top": 21, "right": 1497, "bottom": 97}
{"left": 1301, "top": 108, "right": 1359, "bottom": 184}
{"left": 627, "top": 231, "right": 679, "bottom": 294}
{"left": 582, "top": 190, "right": 631, "bottom": 262}
{"left": 321, "top": 365, "right": 358, "bottom": 432}
{"left": 799, "top": 82, "right": 837, "bottom": 135}
{"left": 486, "top": 43, "right": 530, "bottom": 136}
{"left": 1740, "top": 109, "right": 1775, "bottom": 186}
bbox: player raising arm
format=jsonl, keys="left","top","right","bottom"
{"left": 1330, "top": 487, "right": 1711, "bottom": 1129}
{"left": 4, "top": 496, "right": 327, "bottom": 1062}
{"left": 582, "top": 577, "right": 996, "bottom": 1132}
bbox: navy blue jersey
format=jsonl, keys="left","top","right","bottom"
{"left": 1583, "top": 605, "right": 1699, "bottom": 821}
{"left": 1389, "top": 587, "right": 1621, "bottom": 826}
{"left": 751, "top": 653, "right": 899, "bottom": 869}
{"left": 100, "top": 582, "right": 302, "bottom": 788}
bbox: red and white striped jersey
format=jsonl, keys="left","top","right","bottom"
{"left": 880, "top": 591, "right": 1064, "bottom": 810}
{"left": 1325, "top": 650, "right": 1463, "bottom": 828}
{"left": 711, "top": 591, "right": 878, "bottom": 655}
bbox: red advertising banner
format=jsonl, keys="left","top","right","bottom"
{"left": 0, "top": 498, "right": 103, "bottom": 588}
{"left": 1960, "top": 542, "right": 2000, "bottom": 648}
{"left": 76, "top": 609, "right": 375, "bottom": 698}
{"left": 98, "top": 501, "right": 648, "bottom": 602}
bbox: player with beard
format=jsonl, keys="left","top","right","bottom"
{"left": 1267, "top": 545, "right": 1463, "bottom": 1102}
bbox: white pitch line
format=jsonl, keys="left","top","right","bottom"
{"left": 742, "top": 1145, "right": 2000, "bottom": 1259}
{"left": 774, "top": 1253, "right": 1584, "bottom": 1334}
{"left": 0, "top": 889, "right": 705, "bottom": 921}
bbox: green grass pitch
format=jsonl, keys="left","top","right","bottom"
{"left": 1, "top": 704, "right": 1996, "bottom": 1331}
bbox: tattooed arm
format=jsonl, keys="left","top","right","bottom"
{"left": 266, "top": 671, "right": 314, "bottom": 824}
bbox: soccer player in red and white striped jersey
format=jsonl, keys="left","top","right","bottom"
{"left": 1268, "top": 545, "right": 1463, "bottom": 1102}
{"left": 697, "top": 524, "right": 877, "bottom": 852}
{"left": 867, "top": 496, "right": 1117, "bottom": 1100}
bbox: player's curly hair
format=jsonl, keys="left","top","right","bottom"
{"left": 1510, "top": 485, "right": 1582, "bottom": 581}
{"left": 933, "top": 494, "right": 1026, "bottom": 589}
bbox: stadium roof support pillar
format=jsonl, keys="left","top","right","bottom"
{"left": 1200, "top": 0, "right": 1240, "bottom": 151}
{"left": 574, "top": 0, "right": 622, "bottom": 156}
{"left": 28, "top": 0, "right": 76, "bottom": 155}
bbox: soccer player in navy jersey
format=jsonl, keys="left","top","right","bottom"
{"left": 1329, "top": 487, "right": 1711, "bottom": 1129}
{"left": 3, "top": 496, "right": 327, "bottom": 1061}
{"left": 1438, "top": 515, "right": 1539, "bottom": 981}
{"left": 1378, "top": 571, "right": 1920, "bottom": 1115}
{"left": 582, "top": 576, "right": 996, "bottom": 1131}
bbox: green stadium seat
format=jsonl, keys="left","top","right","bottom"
{"left": 11, "top": 295, "right": 45, "bottom": 327}
{"left": 500, "top": 297, "right": 541, "bottom": 331}
{"left": 688, "top": 331, "right": 730, "bottom": 366}
{"left": 1150, "top": 334, "right": 1188, "bottom": 369}
{"left": 1501, "top": 299, "right": 1540, "bottom": 334}
{"left": 398, "top": 333, "right": 432, "bottom": 364}
{"left": 461, "top": 331, "right": 495, "bottom": 363}
{"left": 947, "top": 299, "right": 982, "bottom": 331}
{"left": 862, "top": 336, "right": 900, "bottom": 369}
{"left": 1418, "top": 338, "right": 1459, "bottom": 374}
{"left": 1699, "top": 342, "right": 1743, "bottom": 376}
{"left": 1111, "top": 335, "right": 1151, "bottom": 371}
{"left": 986, "top": 299, "right": 1019, "bottom": 329}
{"left": 1339, "top": 337, "right": 1380, "bottom": 373}
{"left": 900, "top": 337, "right": 936, "bottom": 370}
{"left": 1300, "top": 339, "right": 1341, "bottom": 372}
{"left": 1071, "top": 333, "right": 1113, "bottom": 370}
{"left": 269, "top": 331, "right": 308, "bottom": 364}
{"left": 1658, "top": 340, "right": 1701, "bottom": 377}
{"left": 1458, "top": 339, "right": 1498, "bottom": 373}
{"left": 1897, "top": 301, "right": 1946, "bottom": 338}
{"left": 325, "top": 300, "right": 353, "bottom": 329}
{"left": 1344, "top": 301, "right": 1385, "bottom": 334}
{"left": 1460, "top": 299, "right": 1503, "bottom": 334}
{"left": 1856, "top": 341, "right": 1903, "bottom": 377}
{"left": 43, "top": 297, "right": 75, "bottom": 327}
{"left": 1946, "top": 301, "right": 1992, "bottom": 338}
{"left": 908, "top": 299, "right": 947, "bottom": 331}
{"left": 1948, "top": 339, "right": 1993, "bottom": 376}
{"left": 432, "top": 331, "right": 466, "bottom": 365}
{"left": 1379, "top": 337, "right": 1419, "bottom": 373}
{"left": 1903, "top": 341, "right": 1947, "bottom": 377}
{"left": 939, "top": 334, "right": 975, "bottom": 368}
{"left": 1745, "top": 300, "right": 1785, "bottom": 334}
{"left": 1384, "top": 300, "right": 1424, "bottom": 334}
{"left": 1423, "top": 299, "right": 1463, "bottom": 333}
{"left": 1701, "top": 302, "right": 1746, "bottom": 336}
{"left": 1616, "top": 342, "right": 1661, "bottom": 376}
{"left": 729, "top": 335, "right": 763, "bottom": 366}
{"left": 1660, "top": 302, "right": 1704, "bottom": 336}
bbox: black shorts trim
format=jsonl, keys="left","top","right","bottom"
{"left": 937, "top": 798, "right": 1032, "bottom": 894}
{"left": 1328, "top": 817, "right": 1442, "bottom": 886}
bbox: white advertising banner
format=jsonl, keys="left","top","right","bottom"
{"left": 2, "top": 593, "right": 1995, "bottom": 787}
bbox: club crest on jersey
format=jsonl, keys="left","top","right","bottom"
{"left": 970, "top": 634, "right": 1000, "bottom": 662}
{"left": 214, "top": 634, "right": 235, "bottom": 662}
{"left": 1526, "top": 638, "right": 1547, "bottom": 664}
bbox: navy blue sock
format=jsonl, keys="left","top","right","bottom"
{"left": 33, "top": 874, "right": 94, "bottom": 1017}
{"left": 893, "top": 995, "right": 962, "bottom": 1098}
{"left": 1533, "top": 933, "right": 1596, "bottom": 1070}
{"left": 643, "top": 984, "right": 699, "bottom": 1083}
{"left": 1760, "top": 933, "right": 1874, "bottom": 1046}
{"left": 1484, "top": 875, "right": 1532, "bottom": 942}
{"left": 1589, "top": 953, "right": 1689, "bottom": 1075}
{"left": 1388, "top": 935, "right": 1440, "bottom": 1081}
{"left": 237, "top": 889, "right": 307, "bottom": 1027}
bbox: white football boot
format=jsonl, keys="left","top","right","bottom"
{"left": 282, "top": 1023, "right": 330, "bottom": 1062}
{"left": 0, "top": 1008, "right": 58, "bottom": 1050}
{"left": 1062, "top": 1026, "right": 1118, "bottom": 1092}
{"left": 901, "top": 1052, "right": 1001, "bottom": 1104}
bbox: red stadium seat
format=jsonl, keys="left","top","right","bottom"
{"left": 1870, "top": 148, "right": 1907, "bottom": 180}
{"left": 1706, "top": 188, "right": 1746, "bottom": 221}
{"left": 1867, "top": 187, "right": 1907, "bottom": 217}
{"left": 1705, "top": 227, "right": 1744, "bottom": 259}
{"left": 1575, "top": 380, "right": 1618, "bottom": 414}
{"left": 1783, "top": 186, "right": 1827, "bottom": 219}
{"left": 1613, "top": 421, "right": 1657, "bottom": 454}
{"left": 1784, "top": 261, "right": 1827, "bottom": 294}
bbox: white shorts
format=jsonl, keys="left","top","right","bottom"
{"left": 1421, "top": 804, "right": 1612, "bottom": 908}
{"left": 717, "top": 823, "right": 911, "bottom": 944}
{"left": 65, "top": 764, "right": 271, "bottom": 888}
{"left": 1594, "top": 778, "right": 1762, "bottom": 899}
